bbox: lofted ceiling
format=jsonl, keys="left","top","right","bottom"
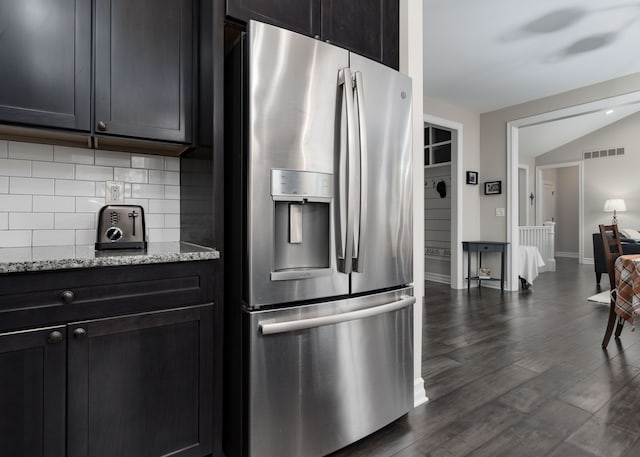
{"left": 422, "top": 0, "right": 640, "bottom": 114}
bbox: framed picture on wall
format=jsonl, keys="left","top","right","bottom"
{"left": 466, "top": 171, "right": 478, "bottom": 185}
{"left": 484, "top": 181, "right": 502, "bottom": 195}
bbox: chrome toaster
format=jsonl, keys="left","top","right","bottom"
{"left": 95, "top": 205, "right": 147, "bottom": 250}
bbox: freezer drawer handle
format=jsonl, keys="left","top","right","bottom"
{"left": 259, "top": 296, "right": 416, "bottom": 335}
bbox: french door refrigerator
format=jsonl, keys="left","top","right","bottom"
{"left": 224, "top": 20, "right": 414, "bottom": 457}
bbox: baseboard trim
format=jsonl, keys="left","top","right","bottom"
{"left": 414, "top": 377, "right": 428, "bottom": 407}
{"left": 425, "top": 272, "right": 451, "bottom": 284}
{"left": 583, "top": 257, "right": 594, "bottom": 265}
{"left": 556, "top": 251, "right": 579, "bottom": 258}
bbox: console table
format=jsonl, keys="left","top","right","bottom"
{"left": 462, "top": 241, "right": 509, "bottom": 292}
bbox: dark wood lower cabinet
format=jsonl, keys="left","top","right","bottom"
{"left": 67, "top": 305, "right": 213, "bottom": 457}
{"left": 0, "top": 304, "right": 212, "bottom": 457}
{"left": 0, "top": 325, "right": 66, "bottom": 457}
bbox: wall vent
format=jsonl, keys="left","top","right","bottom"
{"left": 583, "top": 147, "right": 624, "bottom": 160}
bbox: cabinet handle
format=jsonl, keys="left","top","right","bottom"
{"left": 47, "top": 331, "right": 64, "bottom": 344}
{"left": 73, "top": 328, "right": 87, "bottom": 339}
{"left": 60, "top": 290, "right": 75, "bottom": 303}
{"left": 97, "top": 121, "right": 107, "bottom": 131}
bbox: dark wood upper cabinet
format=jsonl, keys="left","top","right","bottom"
{"left": 225, "top": 0, "right": 398, "bottom": 69}
{"left": 0, "top": 326, "right": 66, "bottom": 457}
{"left": 94, "top": 0, "right": 193, "bottom": 143}
{"left": 226, "top": 0, "right": 320, "bottom": 38}
{"left": 321, "top": 0, "right": 398, "bottom": 69}
{"left": 0, "top": 0, "right": 91, "bottom": 131}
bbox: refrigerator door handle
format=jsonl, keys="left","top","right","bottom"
{"left": 337, "top": 68, "right": 358, "bottom": 275}
{"left": 259, "top": 296, "right": 416, "bottom": 335}
{"left": 353, "top": 71, "right": 368, "bottom": 273}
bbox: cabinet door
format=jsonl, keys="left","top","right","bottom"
{"left": 67, "top": 305, "right": 213, "bottom": 457}
{"left": 0, "top": 326, "right": 66, "bottom": 457}
{"left": 227, "top": 0, "right": 320, "bottom": 38}
{"left": 94, "top": 0, "right": 193, "bottom": 143}
{"left": 322, "top": 0, "right": 399, "bottom": 69}
{"left": 0, "top": 0, "right": 91, "bottom": 130}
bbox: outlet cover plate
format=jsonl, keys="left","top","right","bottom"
{"left": 106, "top": 181, "right": 124, "bottom": 204}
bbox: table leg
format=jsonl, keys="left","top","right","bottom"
{"left": 467, "top": 249, "right": 471, "bottom": 291}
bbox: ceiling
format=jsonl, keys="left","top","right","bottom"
{"left": 422, "top": 0, "right": 640, "bottom": 114}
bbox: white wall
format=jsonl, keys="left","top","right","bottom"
{"left": 480, "top": 73, "right": 640, "bottom": 243}
{"left": 536, "top": 111, "right": 640, "bottom": 260}
{"left": 400, "top": 0, "right": 426, "bottom": 406}
{"left": 0, "top": 140, "right": 180, "bottom": 247}
{"left": 423, "top": 95, "right": 482, "bottom": 284}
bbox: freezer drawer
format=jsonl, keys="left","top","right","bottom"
{"left": 245, "top": 287, "right": 414, "bottom": 457}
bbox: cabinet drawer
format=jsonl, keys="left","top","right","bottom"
{"left": 476, "top": 244, "right": 503, "bottom": 252}
{"left": 0, "top": 261, "right": 213, "bottom": 332}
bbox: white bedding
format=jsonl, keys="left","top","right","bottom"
{"left": 519, "top": 245, "right": 545, "bottom": 286}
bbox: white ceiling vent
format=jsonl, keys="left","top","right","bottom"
{"left": 583, "top": 148, "right": 624, "bottom": 160}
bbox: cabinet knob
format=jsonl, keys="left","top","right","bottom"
{"left": 325, "top": 39, "right": 331, "bottom": 44}
{"left": 73, "top": 328, "right": 87, "bottom": 339}
{"left": 97, "top": 121, "right": 107, "bottom": 131}
{"left": 47, "top": 330, "right": 64, "bottom": 344}
{"left": 314, "top": 35, "right": 320, "bottom": 39}
{"left": 60, "top": 290, "right": 75, "bottom": 303}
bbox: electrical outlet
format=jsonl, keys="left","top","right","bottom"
{"left": 496, "top": 207, "right": 505, "bottom": 217}
{"left": 106, "top": 181, "right": 124, "bottom": 204}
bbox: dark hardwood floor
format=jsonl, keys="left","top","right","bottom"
{"left": 332, "top": 258, "right": 640, "bottom": 457}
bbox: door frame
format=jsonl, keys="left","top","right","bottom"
{"left": 423, "top": 114, "right": 463, "bottom": 289}
{"left": 535, "top": 161, "right": 584, "bottom": 262}
{"left": 506, "top": 92, "right": 640, "bottom": 290}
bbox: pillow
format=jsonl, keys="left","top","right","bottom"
{"left": 621, "top": 228, "right": 640, "bottom": 240}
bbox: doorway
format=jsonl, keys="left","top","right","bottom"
{"left": 423, "top": 114, "right": 463, "bottom": 289}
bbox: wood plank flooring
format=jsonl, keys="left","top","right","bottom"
{"left": 331, "top": 258, "right": 640, "bottom": 457}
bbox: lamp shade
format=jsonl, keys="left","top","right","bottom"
{"left": 604, "top": 199, "right": 626, "bottom": 212}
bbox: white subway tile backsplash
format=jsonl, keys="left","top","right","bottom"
{"left": 75, "top": 197, "right": 105, "bottom": 213}
{"left": 34, "top": 196, "right": 75, "bottom": 213}
{"left": 56, "top": 180, "right": 95, "bottom": 197}
{"left": 55, "top": 213, "right": 96, "bottom": 230}
{"left": 33, "top": 229, "right": 75, "bottom": 246}
{"left": 132, "top": 154, "right": 164, "bottom": 170}
{"left": 33, "top": 161, "right": 75, "bottom": 179}
{"left": 96, "top": 182, "right": 106, "bottom": 197}
{"left": 164, "top": 185, "right": 180, "bottom": 200}
{"left": 123, "top": 198, "right": 149, "bottom": 213}
{"left": 75, "top": 165, "right": 114, "bottom": 181}
{"left": 0, "top": 230, "right": 32, "bottom": 247}
{"left": 164, "top": 157, "right": 180, "bottom": 171}
{"left": 1, "top": 142, "right": 181, "bottom": 247}
{"left": 131, "top": 184, "right": 164, "bottom": 199}
{"left": 145, "top": 214, "right": 165, "bottom": 229}
{"left": 9, "top": 213, "right": 54, "bottom": 230}
{"left": 75, "top": 229, "right": 96, "bottom": 245}
{"left": 8, "top": 141, "right": 54, "bottom": 161}
{"left": 54, "top": 146, "right": 94, "bottom": 164}
{"left": 149, "top": 170, "right": 179, "bottom": 185}
{"left": 114, "top": 167, "right": 148, "bottom": 183}
{"left": 148, "top": 228, "right": 180, "bottom": 242}
{"left": 10, "top": 177, "right": 54, "bottom": 195}
{"left": 149, "top": 199, "right": 179, "bottom": 214}
{"left": 164, "top": 214, "right": 180, "bottom": 228}
{"left": 0, "top": 158, "right": 31, "bottom": 177}
{"left": 0, "top": 195, "right": 32, "bottom": 212}
{"left": 95, "top": 150, "right": 130, "bottom": 167}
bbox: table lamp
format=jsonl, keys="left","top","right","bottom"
{"left": 604, "top": 199, "right": 626, "bottom": 224}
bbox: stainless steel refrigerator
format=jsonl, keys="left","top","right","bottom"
{"left": 224, "top": 20, "right": 414, "bottom": 457}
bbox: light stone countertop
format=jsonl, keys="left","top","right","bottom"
{"left": 0, "top": 242, "right": 220, "bottom": 274}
